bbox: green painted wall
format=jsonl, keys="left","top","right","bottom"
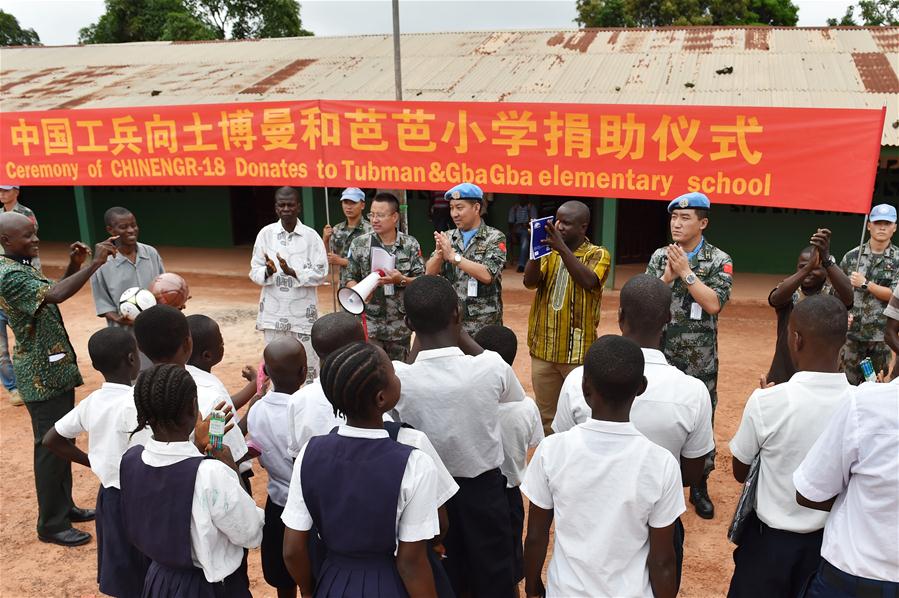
{"left": 20, "top": 187, "right": 80, "bottom": 241}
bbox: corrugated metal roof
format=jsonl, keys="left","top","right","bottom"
{"left": 1, "top": 27, "right": 897, "bottom": 145}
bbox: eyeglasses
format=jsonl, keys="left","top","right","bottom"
{"left": 369, "top": 212, "right": 396, "bottom": 221}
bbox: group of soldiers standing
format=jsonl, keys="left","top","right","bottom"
{"left": 319, "top": 183, "right": 899, "bottom": 520}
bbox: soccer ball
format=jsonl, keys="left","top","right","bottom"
{"left": 118, "top": 287, "right": 157, "bottom": 321}
{"left": 149, "top": 272, "right": 190, "bottom": 309}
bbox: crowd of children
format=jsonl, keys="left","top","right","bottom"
{"left": 9, "top": 188, "right": 895, "bottom": 598}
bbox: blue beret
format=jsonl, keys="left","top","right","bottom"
{"left": 340, "top": 187, "right": 365, "bottom": 203}
{"left": 667, "top": 192, "right": 711, "bottom": 213}
{"left": 870, "top": 204, "right": 897, "bottom": 223}
{"left": 445, "top": 182, "right": 484, "bottom": 201}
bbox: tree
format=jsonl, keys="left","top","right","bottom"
{"left": 79, "top": 0, "right": 311, "bottom": 44}
{"left": 827, "top": 1, "right": 899, "bottom": 25}
{"left": 0, "top": 9, "right": 41, "bottom": 46}
{"left": 575, "top": 0, "right": 799, "bottom": 27}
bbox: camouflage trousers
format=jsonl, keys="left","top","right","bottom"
{"left": 840, "top": 339, "right": 893, "bottom": 385}
{"left": 370, "top": 336, "right": 411, "bottom": 363}
{"left": 695, "top": 375, "right": 718, "bottom": 479}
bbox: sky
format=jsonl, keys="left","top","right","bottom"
{"left": 1, "top": 0, "right": 856, "bottom": 46}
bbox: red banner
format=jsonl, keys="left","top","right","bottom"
{"left": 0, "top": 99, "right": 884, "bottom": 213}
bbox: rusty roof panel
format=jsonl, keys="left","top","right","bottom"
{"left": 852, "top": 52, "right": 899, "bottom": 93}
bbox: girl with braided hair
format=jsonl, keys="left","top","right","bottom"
{"left": 281, "top": 342, "right": 442, "bottom": 598}
{"left": 119, "top": 364, "right": 264, "bottom": 597}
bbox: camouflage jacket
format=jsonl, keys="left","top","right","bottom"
{"left": 646, "top": 239, "right": 733, "bottom": 386}
{"left": 346, "top": 232, "right": 425, "bottom": 342}
{"left": 838, "top": 242, "right": 899, "bottom": 342}
{"left": 436, "top": 221, "right": 507, "bottom": 337}
{"left": 329, "top": 218, "right": 372, "bottom": 260}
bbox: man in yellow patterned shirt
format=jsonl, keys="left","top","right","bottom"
{"left": 524, "top": 201, "right": 611, "bottom": 435}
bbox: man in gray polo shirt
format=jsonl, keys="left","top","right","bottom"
{"left": 90, "top": 206, "right": 165, "bottom": 328}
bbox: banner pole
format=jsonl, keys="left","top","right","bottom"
{"left": 855, "top": 214, "right": 868, "bottom": 275}
{"left": 324, "top": 187, "right": 338, "bottom": 312}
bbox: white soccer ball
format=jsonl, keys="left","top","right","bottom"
{"left": 118, "top": 287, "right": 157, "bottom": 321}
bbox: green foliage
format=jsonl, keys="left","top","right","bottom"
{"left": 79, "top": 0, "right": 311, "bottom": 44}
{"left": 827, "top": 1, "right": 899, "bottom": 26}
{"left": 0, "top": 9, "right": 41, "bottom": 46}
{"left": 575, "top": 0, "right": 799, "bottom": 27}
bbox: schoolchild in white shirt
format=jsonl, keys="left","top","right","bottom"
{"left": 134, "top": 306, "right": 253, "bottom": 485}
{"left": 120, "top": 364, "right": 263, "bottom": 595}
{"left": 282, "top": 343, "right": 441, "bottom": 598}
{"left": 523, "top": 335, "right": 684, "bottom": 598}
{"left": 794, "top": 382, "right": 899, "bottom": 597}
{"left": 473, "top": 324, "right": 544, "bottom": 590}
{"left": 728, "top": 295, "right": 854, "bottom": 597}
{"left": 394, "top": 275, "right": 525, "bottom": 598}
{"left": 286, "top": 312, "right": 365, "bottom": 459}
{"left": 186, "top": 314, "right": 263, "bottom": 487}
{"left": 43, "top": 327, "right": 150, "bottom": 597}
{"left": 249, "top": 338, "right": 308, "bottom": 598}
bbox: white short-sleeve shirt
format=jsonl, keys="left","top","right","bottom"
{"left": 53, "top": 382, "right": 150, "bottom": 489}
{"left": 730, "top": 371, "right": 853, "bottom": 533}
{"left": 139, "top": 438, "right": 264, "bottom": 583}
{"left": 552, "top": 349, "right": 715, "bottom": 462}
{"left": 186, "top": 365, "right": 250, "bottom": 471}
{"left": 498, "top": 396, "right": 544, "bottom": 488}
{"left": 247, "top": 390, "right": 294, "bottom": 506}
{"left": 521, "top": 419, "right": 685, "bottom": 598}
{"left": 286, "top": 378, "right": 341, "bottom": 459}
{"left": 281, "top": 426, "right": 441, "bottom": 543}
{"left": 393, "top": 348, "right": 525, "bottom": 478}
{"left": 793, "top": 382, "right": 899, "bottom": 582}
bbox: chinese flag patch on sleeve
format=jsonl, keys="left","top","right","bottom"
{"left": 499, "top": 242, "right": 506, "bottom": 253}
{"left": 723, "top": 263, "right": 733, "bottom": 275}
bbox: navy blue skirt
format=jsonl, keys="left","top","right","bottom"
{"left": 142, "top": 560, "right": 251, "bottom": 598}
{"left": 96, "top": 485, "right": 150, "bottom": 597}
{"left": 315, "top": 553, "right": 407, "bottom": 598}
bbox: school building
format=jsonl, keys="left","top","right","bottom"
{"left": 2, "top": 26, "right": 897, "bottom": 276}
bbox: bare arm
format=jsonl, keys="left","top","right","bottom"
{"left": 523, "top": 257, "right": 542, "bottom": 289}
{"left": 647, "top": 524, "right": 678, "bottom": 598}
{"left": 425, "top": 252, "right": 444, "bottom": 276}
{"left": 866, "top": 282, "right": 894, "bottom": 303}
{"left": 796, "top": 491, "right": 837, "bottom": 512}
{"left": 42, "top": 428, "right": 90, "bottom": 468}
{"left": 283, "top": 528, "right": 314, "bottom": 597}
{"left": 46, "top": 239, "right": 117, "bottom": 305}
{"left": 396, "top": 540, "right": 437, "bottom": 598}
{"left": 732, "top": 456, "right": 751, "bottom": 484}
{"left": 523, "top": 503, "right": 552, "bottom": 598}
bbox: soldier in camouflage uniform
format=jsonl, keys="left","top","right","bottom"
{"left": 345, "top": 192, "right": 424, "bottom": 362}
{"left": 322, "top": 187, "right": 372, "bottom": 284}
{"left": 837, "top": 203, "right": 899, "bottom": 384}
{"left": 426, "top": 182, "right": 506, "bottom": 337}
{"left": 646, "top": 192, "right": 733, "bottom": 520}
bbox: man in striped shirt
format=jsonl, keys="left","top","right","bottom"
{"left": 524, "top": 201, "right": 611, "bottom": 435}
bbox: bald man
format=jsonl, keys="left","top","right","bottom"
{"left": 523, "top": 201, "right": 611, "bottom": 435}
{"left": 250, "top": 186, "right": 328, "bottom": 384}
{"left": 0, "top": 212, "right": 117, "bottom": 546}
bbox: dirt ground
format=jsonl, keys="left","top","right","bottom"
{"left": 0, "top": 252, "right": 779, "bottom": 598}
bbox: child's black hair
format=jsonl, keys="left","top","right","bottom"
{"left": 320, "top": 342, "right": 388, "bottom": 420}
{"left": 131, "top": 364, "right": 197, "bottom": 437}
{"left": 473, "top": 325, "right": 518, "bottom": 367}
{"left": 134, "top": 305, "right": 190, "bottom": 362}
{"left": 186, "top": 314, "right": 219, "bottom": 362}
{"left": 791, "top": 294, "right": 848, "bottom": 347}
{"left": 619, "top": 274, "right": 672, "bottom": 332}
{"left": 310, "top": 312, "right": 365, "bottom": 361}
{"left": 403, "top": 275, "right": 458, "bottom": 334}
{"left": 88, "top": 327, "right": 136, "bottom": 374}
{"left": 584, "top": 335, "right": 645, "bottom": 405}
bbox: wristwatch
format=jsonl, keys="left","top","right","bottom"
{"left": 453, "top": 253, "right": 463, "bottom": 266}
{"left": 684, "top": 272, "right": 697, "bottom": 286}
{"left": 822, "top": 255, "right": 836, "bottom": 268}
{"left": 860, "top": 281, "right": 869, "bottom": 291}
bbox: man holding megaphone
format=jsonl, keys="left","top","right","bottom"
{"left": 343, "top": 192, "right": 425, "bottom": 362}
